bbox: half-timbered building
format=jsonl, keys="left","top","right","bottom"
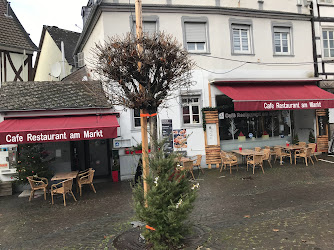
{"left": 0, "top": 0, "right": 37, "bottom": 84}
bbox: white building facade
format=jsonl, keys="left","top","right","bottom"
{"left": 73, "top": 0, "right": 333, "bottom": 179}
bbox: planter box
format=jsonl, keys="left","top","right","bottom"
{"left": 0, "top": 182, "right": 12, "bottom": 196}
{"left": 238, "top": 136, "right": 246, "bottom": 141}
{"left": 125, "top": 149, "right": 151, "bottom": 155}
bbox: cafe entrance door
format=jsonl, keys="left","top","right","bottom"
{"left": 71, "top": 139, "right": 111, "bottom": 177}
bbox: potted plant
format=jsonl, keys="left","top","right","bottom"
{"left": 112, "top": 154, "right": 120, "bottom": 182}
{"left": 238, "top": 131, "right": 246, "bottom": 141}
{"left": 262, "top": 131, "right": 269, "bottom": 140}
{"left": 292, "top": 133, "right": 299, "bottom": 145}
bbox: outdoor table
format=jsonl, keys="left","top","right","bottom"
{"left": 231, "top": 149, "right": 264, "bottom": 164}
{"left": 51, "top": 171, "right": 79, "bottom": 181}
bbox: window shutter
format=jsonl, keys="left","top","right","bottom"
{"left": 274, "top": 27, "right": 290, "bottom": 33}
{"left": 143, "top": 21, "right": 156, "bottom": 35}
{"left": 232, "top": 24, "right": 250, "bottom": 31}
{"left": 185, "top": 22, "right": 206, "bottom": 43}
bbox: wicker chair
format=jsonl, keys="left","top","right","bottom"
{"left": 220, "top": 151, "right": 238, "bottom": 174}
{"left": 193, "top": 155, "right": 204, "bottom": 174}
{"left": 51, "top": 179, "right": 77, "bottom": 206}
{"left": 181, "top": 160, "right": 195, "bottom": 179}
{"left": 274, "top": 147, "right": 292, "bottom": 165}
{"left": 77, "top": 168, "right": 96, "bottom": 196}
{"left": 297, "top": 142, "right": 307, "bottom": 148}
{"left": 307, "top": 143, "right": 318, "bottom": 162}
{"left": 262, "top": 148, "right": 272, "bottom": 168}
{"left": 27, "top": 176, "right": 48, "bottom": 202}
{"left": 295, "top": 147, "right": 314, "bottom": 166}
{"left": 255, "top": 147, "right": 261, "bottom": 152}
{"left": 247, "top": 154, "right": 264, "bottom": 174}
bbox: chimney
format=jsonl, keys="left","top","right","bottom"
{"left": 5, "top": 1, "right": 12, "bottom": 18}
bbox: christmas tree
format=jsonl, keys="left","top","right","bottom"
{"left": 15, "top": 143, "right": 53, "bottom": 184}
{"left": 133, "top": 150, "right": 198, "bottom": 249}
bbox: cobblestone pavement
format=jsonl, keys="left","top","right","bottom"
{"left": 1, "top": 154, "right": 334, "bottom": 249}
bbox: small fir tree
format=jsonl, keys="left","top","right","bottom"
{"left": 15, "top": 144, "right": 53, "bottom": 184}
{"left": 133, "top": 150, "right": 198, "bottom": 249}
{"left": 309, "top": 130, "right": 315, "bottom": 143}
{"left": 292, "top": 133, "right": 299, "bottom": 145}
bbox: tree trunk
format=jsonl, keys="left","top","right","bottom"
{"left": 149, "top": 115, "right": 158, "bottom": 153}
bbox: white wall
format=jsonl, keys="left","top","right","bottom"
{"left": 34, "top": 31, "right": 72, "bottom": 81}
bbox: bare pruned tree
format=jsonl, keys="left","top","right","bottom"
{"left": 91, "top": 32, "right": 194, "bottom": 149}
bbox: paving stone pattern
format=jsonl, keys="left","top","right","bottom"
{"left": 1, "top": 155, "right": 334, "bottom": 249}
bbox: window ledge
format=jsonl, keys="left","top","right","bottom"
{"left": 131, "top": 128, "right": 142, "bottom": 133}
{"left": 182, "top": 124, "right": 202, "bottom": 128}
{"left": 231, "top": 53, "right": 255, "bottom": 56}
{"left": 188, "top": 51, "right": 211, "bottom": 55}
{"left": 273, "top": 54, "right": 295, "bottom": 57}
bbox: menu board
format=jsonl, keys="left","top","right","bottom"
{"left": 173, "top": 129, "right": 187, "bottom": 150}
{"left": 161, "top": 119, "right": 173, "bottom": 153}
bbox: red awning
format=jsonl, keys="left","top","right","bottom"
{"left": 0, "top": 115, "right": 119, "bottom": 145}
{"left": 215, "top": 83, "right": 334, "bottom": 111}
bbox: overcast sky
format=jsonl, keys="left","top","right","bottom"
{"left": 10, "top": 0, "right": 88, "bottom": 47}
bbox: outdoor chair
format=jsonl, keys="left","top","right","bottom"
{"left": 77, "top": 168, "right": 96, "bottom": 196}
{"left": 295, "top": 147, "right": 314, "bottom": 166}
{"left": 181, "top": 160, "right": 195, "bottom": 179}
{"left": 297, "top": 141, "right": 307, "bottom": 148}
{"left": 51, "top": 179, "right": 77, "bottom": 206}
{"left": 27, "top": 176, "right": 48, "bottom": 202}
{"left": 274, "top": 147, "right": 292, "bottom": 165}
{"left": 247, "top": 154, "right": 265, "bottom": 174}
{"left": 255, "top": 147, "right": 261, "bottom": 152}
{"left": 262, "top": 148, "right": 272, "bottom": 168}
{"left": 192, "top": 155, "right": 204, "bottom": 174}
{"left": 220, "top": 151, "right": 238, "bottom": 174}
{"left": 307, "top": 143, "right": 318, "bottom": 162}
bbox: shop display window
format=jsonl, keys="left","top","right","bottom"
{"left": 216, "top": 95, "right": 291, "bottom": 141}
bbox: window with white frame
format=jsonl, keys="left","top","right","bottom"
{"left": 184, "top": 22, "right": 207, "bottom": 52}
{"left": 182, "top": 96, "right": 201, "bottom": 124}
{"left": 323, "top": 30, "right": 334, "bottom": 58}
{"left": 273, "top": 27, "right": 291, "bottom": 54}
{"left": 231, "top": 24, "right": 251, "bottom": 54}
{"left": 133, "top": 109, "right": 141, "bottom": 128}
{"left": 77, "top": 52, "right": 85, "bottom": 67}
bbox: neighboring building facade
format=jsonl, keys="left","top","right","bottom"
{"left": 311, "top": 0, "right": 334, "bottom": 150}
{"left": 72, "top": 0, "right": 334, "bottom": 179}
{"left": 0, "top": 81, "right": 120, "bottom": 181}
{"left": 0, "top": 0, "right": 37, "bottom": 84}
{"left": 34, "top": 26, "right": 81, "bottom": 81}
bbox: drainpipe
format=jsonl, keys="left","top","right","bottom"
{"left": 61, "top": 41, "right": 66, "bottom": 79}
{"left": 310, "top": 2, "right": 319, "bottom": 81}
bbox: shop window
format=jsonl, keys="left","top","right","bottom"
{"left": 216, "top": 95, "right": 291, "bottom": 141}
{"left": 323, "top": 30, "right": 334, "bottom": 58}
{"left": 182, "top": 96, "right": 201, "bottom": 125}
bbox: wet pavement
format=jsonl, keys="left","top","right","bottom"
{"left": 1, "top": 154, "right": 334, "bottom": 249}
